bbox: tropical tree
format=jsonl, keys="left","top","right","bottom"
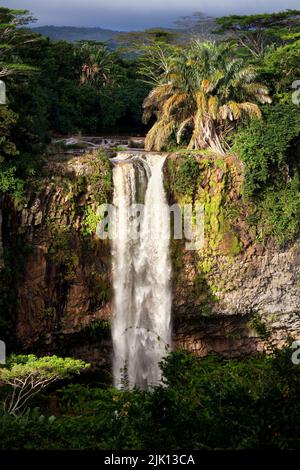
{"left": 116, "top": 28, "right": 179, "bottom": 51}
{"left": 0, "top": 354, "right": 89, "bottom": 416}
{"left": 215, "top": 10, "right": 300, "bottom": 58}
{"left": 78, "top": 42, "right": 115, "bottom": 87}
{"left": 0, "top": 7, "right": 39, "bottom": 77}
{"left": 142, "top": 41, "right": 271, "bottom": 154}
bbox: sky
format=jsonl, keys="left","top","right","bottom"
{"left": 6, "top": 0, "right": 300, "bottom": 31}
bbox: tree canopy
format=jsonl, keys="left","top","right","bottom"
{"left": 0, "top": 354, "right": 89, "bottom": 415}
{"left": 216, "top": 9, "right": 300, "bottom": 57}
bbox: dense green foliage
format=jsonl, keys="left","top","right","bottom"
{"left": 170, "top": 157, "right": 200, "bottom": 198}
{"left": 232, "top": 102, "right": 300, "bottom": 245}
{"left": 0, "top": 348, "right": 300, "bottom": 449}
{"left": 10, "top": 38, "right": 148, "bottom": 137}
{"left": 1, "top": 7, "right": 300, "bottom": 451}
{"left": 231, "top": 46, "right": 300, "bottom": 246}
{"left": 0, "top": 8, "right": 148, "bottom": 196}
{"left": 0, "top": 106, "right": 23, "bottom": 196}
{"left": 0, "top": 7, "right": 39, "bottom": 195}
{"left": 233, "top": 103, "right": 300, "bottom": 197}
{"left": 215, "top": 10, "right": 300, "bottom": 57}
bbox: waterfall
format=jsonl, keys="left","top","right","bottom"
{"left": 111, "top": 153, "right": 172, "bottom": 389}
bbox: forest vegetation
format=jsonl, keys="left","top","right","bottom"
{"left": 1, "top": 6, "right": 300, "bottom": 450}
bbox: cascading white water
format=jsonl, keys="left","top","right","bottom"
{"left": 112, "top": 153, "right": 172, "bottom": 389}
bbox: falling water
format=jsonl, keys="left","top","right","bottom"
{"left": 112, "top": 153, "right": 172, "bottom": 389}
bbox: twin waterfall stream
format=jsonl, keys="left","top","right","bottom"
{"left": 111, "top": 152, "right": 172, "bottom": 389}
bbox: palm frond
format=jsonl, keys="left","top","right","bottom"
{"left": 243, "top": 83, "right": 272, "bottom": 103}
{"left": 145, "top": 120, "right": 174, "bottom": 151}
{"left": 238, "top": 102, "right": 262, "bottom": 119}
{"left": 162, "top": 93, "right": 188, "bottom": 119}
{"left": 208, "top": 96, "right": 219, "bottom": 119}
{"left": 218, "top": 104, "right": 233, "bottom": 121}
{"left": 176, "top": 117, "right": 193, "bottom": 144}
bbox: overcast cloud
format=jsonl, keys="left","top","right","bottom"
{"left": 5, "top": 0, "right": 300, "bottom": 30}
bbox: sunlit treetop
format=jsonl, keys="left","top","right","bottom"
{"left": 0, "top": 7, "right": 35, "bottom": 28}
{"left": 216, "top": 10, "right": 300, "bottom": 32}
{"left": 0, "top": 7, "right": 39, "bottom": 77}
{"left": 214, "top": 10, "right": 300, "bottom": 58}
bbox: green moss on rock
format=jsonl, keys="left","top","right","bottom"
{"left": 166, "top": 153, "right": 245, "bottom": 309}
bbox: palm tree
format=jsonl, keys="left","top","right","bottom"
{"left": 143, "top": 41, "right": 271, "bottom": 154}
{"left": 79, "top": 43, "right": 114, "bottom": 87}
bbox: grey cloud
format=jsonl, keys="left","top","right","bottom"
{"left": 6, "top": 0, "right": 300, "bottom": 30}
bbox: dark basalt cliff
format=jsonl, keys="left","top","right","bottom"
{"left": 1, "top": 150, "right": 300, "bottom": 372}
{"left": 0, "top": 152, "right": 113, "bottom": 370}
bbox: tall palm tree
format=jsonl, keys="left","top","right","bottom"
{"left": 143, "top": 41, "right": 271, "bottom": 154}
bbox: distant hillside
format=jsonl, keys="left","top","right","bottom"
{"left": 31, "top": 25, "right": 121, "bottom": 45}
{"left": 30, "top": 24, "right": 217, "bottom": 48}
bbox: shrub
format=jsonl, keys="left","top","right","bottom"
{"left": 233, "top": 103, "right": 300, "bottom": 198}
{"left": 173, "top": 157, "right": 200, "bottom": 198}
{"left": 1, "top": 348, "right": 300, "bottom": 449}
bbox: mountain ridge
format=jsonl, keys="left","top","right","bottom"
{"left": 30, "top": 25, "right": 122, "bottom": 43}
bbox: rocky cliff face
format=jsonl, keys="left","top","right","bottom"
{"left": 164, "top": 154, "right": 300, "bottom": 356}
{"left": 1, "top": 150, "right": 300, "bottom": 372}
{"left": 0, "top": 151, "right": 113, "bottom": 370}
{"left": 173, "top": 240, "right": 300, "bottom": 356}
